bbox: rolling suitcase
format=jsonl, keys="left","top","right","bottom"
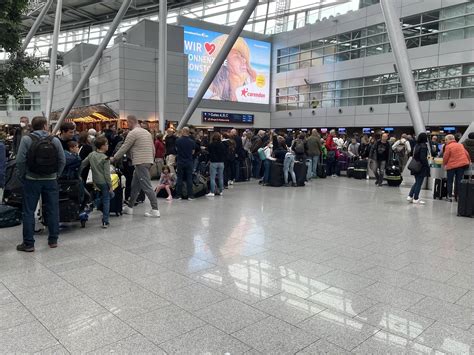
{"left": 347, "top": 162, "right": 355, "bottom": 178}
{"left": 182, "top": 173, "right": 209, "bottom": 198}
{"left": 353, "top": 159, "right": 368, "bottom": 180}
{"left": 239, "top": 157, "right": 251, "bottom": 181}
{"left": 457, "top": 178, "right": 474, "bottom": 217}
{"left": 337, "top": 154, "right": 349, "bottom": 175}
{"left": 294, "top": 161, "right": 307, "bottom": 186}
{"left": 433, "top": 178, "right": 448, "bottom": 200}
{"left": 269, "top": 162, "right": 284, "bottom": 187}
{"left": 385, "top": 165, "right": 403, "bottom": 187}
{"left": 3, "top": 159, "right": 23, "bottom": 208}
{"left": 317, "top": 159, "right": 327, "bottom": 178}
{"left": 0, "top": 205, "right": 22, "bottom": 228}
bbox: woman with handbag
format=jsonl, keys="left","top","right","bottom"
{"left": 407, "top": 133, "right": 430, "bottom": 205}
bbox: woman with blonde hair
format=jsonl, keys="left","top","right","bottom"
{"left": 208, "top": 35, "right": 257, "bottom": 101}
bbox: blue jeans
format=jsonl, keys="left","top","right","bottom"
{"left": 22, "top": 179, "right": 59, "bottom": 247}
{"left": 210, "top": 162, "right": 224, "bottom": 193}
{"left": 311, "top": 155, "right": 320, "bottom": 178}
{"left": 326, "top": 158, "right": 337, "bottom": 176}
{"left": 409, "top": 174, "right": 424, "bottom": 200}
{"left": 96, "top": 183, "right": 114, "bottom": 224}
{"left": 176, "top": 162, "right": 194, "bottom": 199}
{"left": 252, "top": 154, "right": 261, "bottom": 178}
{"left": 283, "top": 154, "right": 296, "bottom": 184}
{"left": 263, "top": 159, "right": 272, "bottom": 184}
{"left": 447, "top": 167, "right": 466, "bottom": 197}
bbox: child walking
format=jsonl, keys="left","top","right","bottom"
{"left": 80, "top": 137, "right": 114, "bottom": 228}
{"left": 155, "top": 165, "right": 175, "bottom": 201}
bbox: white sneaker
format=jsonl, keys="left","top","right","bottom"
{"left": 123, "top": 206, "right": 133, "bottom": 215}
{"left": 406, "top": 196, "right": 413, "bottom": 203}
{"left": 145, "top": 209, "right": 160, "bottom": 218}
{"left": 229, "top": 180, "right": 234, "bottom": 185}
{"left": 413, "top": 199, "right": 425, "bottom": 205}
{"left": 206, "top": 192, "right": 215, "bottom": 197}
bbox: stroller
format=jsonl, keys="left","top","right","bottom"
{"left": 3, "top": 159, "right": 89, "bottom": 228}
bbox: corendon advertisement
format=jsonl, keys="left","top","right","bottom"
{"left": 184, "top": 26, "right": 271, "bottom": 104}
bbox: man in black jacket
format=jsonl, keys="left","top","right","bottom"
{"left": 371, "top": 133, "right": 390, "bottom": 186}
{"left": 231, "top": 129, "right": 244, "bottom": 182}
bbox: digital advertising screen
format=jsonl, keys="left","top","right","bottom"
{"left": 202, "top": 111, "right": 254, "bottom": 124}
{"left": 184, "top": 26, "right": 271, "bottom": 104}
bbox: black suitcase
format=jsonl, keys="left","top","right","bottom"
{"left": 239, "top": 157, "right": 251, "bottom": 182}
{"left": 385, "top": 165, "right": 403, "bottom": 187}
{"left": 347, "top": 162, "right": 355, "bottom": 178}
{"left": 457, "top": 178, "right": 474, "bottom": 217}
{"left": 0, "top": 205, "right": 22, "bottom": 228}
{"left": 182, "top": 173, "right": 209, "bottom": 198}
{"left": 269, "top": 162, "right": 284, "bottom": 187}
{"left": 317, "top": 160, "right": 327, "bottom": 178}
{"left": 109, "top": 186, "right": 123, "bottom": 215}
{"left": 294, "top": 162, "right": 307, "bottom": 186}
{"left": 3, "top": 159, "right": 23, "bottom": 208}
{"left": 353, "top": 159, "right": 368, "bottom": 180}
{"left": 433, "top": 178, "right": 448, "bottom": 200}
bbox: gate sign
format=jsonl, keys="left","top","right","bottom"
{"left": 202, "top": 112, "right": 254, "bottom": 124}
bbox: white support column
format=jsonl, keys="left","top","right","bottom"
{"left": 158, "top": 0, "right": 167, "bottom": 133}
{"left": 45, "top": 0, "right": 62, "bottom": 124}
{"left": 52, "top": 0, "right": 133, "bottom": 134}
{"left": 380, "top": 0, "right": 426, "bottom": 136}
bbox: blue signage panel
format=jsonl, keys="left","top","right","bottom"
{"left": 443, "top": 126, "right": 456, "bottom": 132}
{"left": 202, "top": 111, "right": 254, "bottom": 124}
{"left": 338, "top": 128, "right": 346, "bottom": 134}
{"left": 363, "top": 128, "right": 372, "bottom": 134}
{"left": 384, "top": 127, "right": 394, "bottom": 132}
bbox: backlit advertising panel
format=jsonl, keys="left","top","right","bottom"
{"left": 184, "top": 26, "right": 271, "bottom": 104}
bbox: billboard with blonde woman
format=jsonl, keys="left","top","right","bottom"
{"left": 184, "top": 26, "right": 271, "bottom": 104}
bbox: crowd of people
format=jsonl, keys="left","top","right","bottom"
{"left": 1, "top": 114, "right": 473, "bottom": 252}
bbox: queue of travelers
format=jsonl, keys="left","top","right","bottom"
{"left": 1, "top": 114, "right": 472, "bottom": 252}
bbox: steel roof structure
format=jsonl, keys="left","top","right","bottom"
{"left": 23, "top": 0, "right": 204, "bottom": 35}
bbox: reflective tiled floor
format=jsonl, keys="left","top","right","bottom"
{"left": 0, "top": 178, "right": 472, "bottom": 354}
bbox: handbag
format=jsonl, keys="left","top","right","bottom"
{"left": 407, "top": 157, "right": 422, "bottom": 174}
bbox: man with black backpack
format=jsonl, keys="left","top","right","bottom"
{"left": 15, "top": 116, "right": 65, "bottom": 252}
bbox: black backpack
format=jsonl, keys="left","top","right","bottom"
{"left": 294, "top": 140, "right": 305, "bottom": 154}
{"left": 27, "top": 134, "right": 59, "bottom": 175}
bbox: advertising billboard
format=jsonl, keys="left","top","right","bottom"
{"left": 184, "top": 26, "right": 271, "bottom": 104}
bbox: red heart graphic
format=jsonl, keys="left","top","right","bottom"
{"left": 205, "top": 42, "right": 216, "bottom": 55}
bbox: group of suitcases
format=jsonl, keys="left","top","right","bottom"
{"left": 269, "top": 161, "right": 307, "bottom": 187}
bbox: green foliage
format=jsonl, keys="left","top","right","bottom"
{"left": 0, "top": 0, "right": 43, "bottom": 99}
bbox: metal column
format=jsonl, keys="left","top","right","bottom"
{"left": 158, "top": 0, "right": 167, "bottom": 133}
{"left": 45, "top": 0, "right": 62, "bottom": 124}
{"left": 177, "top": 0, "right": 259, "bottom": 130}
{"left": 52, "top": 0, "right": 133, "bottom": 134}
{"left": 22, "top": 0, "right": 54, "bottom": 52}
{"left": 380, "top": 0, "right": 426, "bottom": 136}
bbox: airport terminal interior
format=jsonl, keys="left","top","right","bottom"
{"left": 0, "top": 0, "right": 473, "bottom": 354}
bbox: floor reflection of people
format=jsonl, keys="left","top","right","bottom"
{"left": 209, "top": 36, "right": 257, "bottom": 102}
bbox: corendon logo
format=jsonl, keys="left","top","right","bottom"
{"left": 241, "top": 88, "right": 265, "bottom": 98}
{"left": 204, "top": 42, "right": 216, "bottom": 55}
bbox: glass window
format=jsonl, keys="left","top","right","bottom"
{"left": 367, "top": 24, "right": 385, "bottom": 35}
{"left": 278, "top": 48, "right": 289, "bottom": 56}
{"left": 363, "top": 96, "right": 379, "bottom": 105}
{"left": 406, "top": 37, "right": 420, "bottom": 48}
{"left": 322, "top": 82, "right": 336, "bottom": 90}
{"left": 300, "top": 60, "right": 311, "bottom": 69}
{"left": 289, "top": 54, "right": 299, "bottom": 62}
{"left": 437, "top": 89, "right": 460, "bottom": 100}
{"left": 310, "top": 83, "right": 322, "bottom": 92}
{"left": 381, "top": 95, "right": 397, "bottom": 104}
{"left": 423, "top": 11, "right": 440, "bottom": 23}
{"left": 364, "top": 86, "right": 380, "bottom": 96}
{"left": 421, "top": 20, "right": 439, "bottom": 34}
{"left": 300, "top": 42, "right": 311, "bottom": 50}
{"left": 349, "top": 88, "right": 363, "bottom": 97}
{"left": 323, "top": 45, "right": 336, "bottom": 55}
{"left": 336, "top": 99, "right": 349, "bottom": 107}
{"left": 348, "top": 97, "right": 363, "bottom": 106}
{"left": 311, "top": 49, "right": 324, "bottom": 58}
{"left": 338, "top": 32, "right": 351, "bottom": 43}
{"left": 278, "top": 56, "right": 289, "bottom": 64}
{"left": 351, "top": 49, "right": 364, "bottom": 59}
{"left": 465, "top": 25, "right": 474, "bottom": 39}
{"left": 323, "top": 55, "right": 335, "bottom": 64}
{"left": 398, "top": 94, "right": 406, "bottom": 103}
{"left": 441, "top": 4, "right": 466, "bottom": 20}
{"left": 337, "top": 42, "right": 352, "bottom": 52}
{"left": 312, "top": 39, "right": 325, "bottom": 48}
{"left": 289, "top": 63, "right": 299, "bottom": 71}
{"left": 321, "top": 100, "right": 334, "bottom": 108}
{"left": 440, "top": 29, "right": 464, "bottom": 42}
{"left": 438, "top": 77, "right": 461, "bottom": 89}
{"left": 352, "top": 29, "right": 365, "bottom": 39}
{"left": 300, "top": 51, "right": 311, "bottom": 61}
{"left": 336, "top": 52, "right": 350, "bottom": 62}
{"left": 364, "top": 76, "right": 381, "bottom": 86}
{"left": 463, "top": 63, "right": 474, "bottom": 75}
{"left": 420, "top": 34, "right": 438, "bottom": 46}
{"left": 278, "top": 65, "right": 288, "bottom": 73}
{"left": 381, "top": 84, "right": 399, "bottom": 94}
{"left": 366, "top": 45, "right": 384, "bottom": 56}
{"left": 350, "top": 78, "right": 363, "bottom": 88}
{"left": 461, "top": 87, "right": 474, "bottom": 98}
{"left": 340, "top": 89, "right": 349, "bottom": 98}
{"left": 289, "top": 46, "right": 299, "bottom": 54}
{"left": 367, "top": 34, "right": 384, "bottom": 46}
{"left": 418, "top": 91, "right": 436, "bottom": 101}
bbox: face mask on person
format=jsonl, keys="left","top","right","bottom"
{"left": 20, "top": 122, "right": 26, "bottom": 128}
